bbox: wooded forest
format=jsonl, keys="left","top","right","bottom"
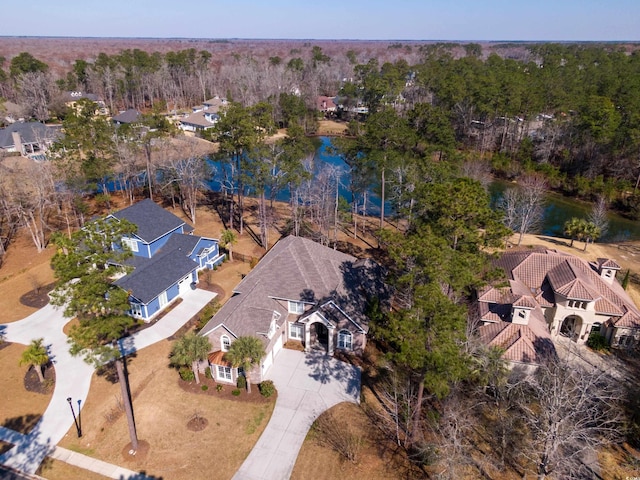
{"left": 1, "top": 39, "right": 640, "bottom": 478}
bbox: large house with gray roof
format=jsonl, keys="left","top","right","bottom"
{"left": 0, "top": 121, "right": 60, "bottom": 158}
{"left": 477, "top": 248, "right": 640, "bottom": 365}
{"left": 199, "top": 235, "right": 385, "bottom": 385}
{"left": 107, "top": 199, "right": 224, "bottom": 321}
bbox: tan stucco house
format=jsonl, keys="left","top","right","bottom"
{"left": 477, "top": 249, "right": 640, "bottom": 365}
{"left": 199, "top": 235, "right": 384, "bottom": 385}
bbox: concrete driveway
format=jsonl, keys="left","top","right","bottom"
{"left": 233, "top": 349, "right": 361, "bottom": 480}
{"left": 0, "top": 288, "right": 216, "bottom": 476}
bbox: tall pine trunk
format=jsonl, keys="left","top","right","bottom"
{"left": 115, "top": 357, "right": 138, "bottom": 451}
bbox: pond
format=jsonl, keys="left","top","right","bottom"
{"left": 206, "top": 136, "right": 640, "bottom": 243}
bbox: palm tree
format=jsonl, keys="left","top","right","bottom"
{"left": 583, "top": 221, "right": 601, "bottom": 252}
{"left": 220, "top": 229, "right": 237, "bottom": 262}
{"left": 224, "top": 336, "right": 265, "bottom": 394}
{"left": 563, "top": 217, "right": 582, "bottom": 247}
{"left": 170, "top": 332, "right": 212, "bottom": 384}
{"left": 19, "top": 338, "right": 49, "bottom": 383}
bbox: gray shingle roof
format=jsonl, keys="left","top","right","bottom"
{"left": 0, "top": 122, "right": 61, "bottom": 148}
{"left": 115, "top": 248, "right": 196, "bottom": 304}
{"left": 112, "top": 109, "right": 141, "bottom": 124}
{"left": 111, "top": 199, "right": 185, "bottom": 244}
{"left": 200, "top": 236, "right": 386, "bottom": 338}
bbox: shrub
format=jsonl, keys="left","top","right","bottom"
{"left": 232, "top": 389, "right": 241, "bottom": 396}
{"left": 201, "top": 385, "right": 209, "bottom": 392}
{"left": 179, "top": 367, "right": 195, "bottom": 382}
{"left": 249, "top": 257, "right": 258, "bottom": 269}
{"left": 259, "top": 380, "right": 276, "bottom": 398}
{"left": 204, "top": 367, "right": 212, "bottom": 379}
{"left": 587, "top": 333, "right": 609, "bottom": 351}
{"left": 314, "top": 412, "right": 364, "bottom": 463}
{"left": 237, "top": 375, "right": 247, "bottom": 390}
{"left": 216, "top": 384, "right": 223, "bottom": 392}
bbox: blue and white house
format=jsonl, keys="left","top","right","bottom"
{"left": 107, "top": 199, "right": 224, "bottom": 322}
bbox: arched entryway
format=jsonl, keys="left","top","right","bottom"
{"left": 560, "top": 315, "right": 583, "bottom": 340}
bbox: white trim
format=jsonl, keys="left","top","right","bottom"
{"left": 221, "top": 335, "right": 231, "bottom": 352}
{"left": 321, "top": 300, "right": 366, "bottom": 333}
{"left": 122, "top": 237, "right": 139, "bottom": 252}
{"left": 216, "top": 365, "right": 233, "bottom": 382}
{"left": 199, "top": 322, "right": 238, "bottom": 338}
{"left": 338, "top": 329, "right": 353, "bottom": 350}
{"left": 289, "top": 322, "right": 304, "bottom": 340}
{"left": 288, "top": 300, "right": 305, "bottom": 314}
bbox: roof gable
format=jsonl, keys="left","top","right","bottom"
{"left": 111, "top": 199, "right": 185, "bottom": 244}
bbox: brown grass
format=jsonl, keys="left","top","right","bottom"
{"left": 36, "top": 458, "right": 110, "bottom": 480}
{"left": 58, "top": 339, "right": 275, "bottom": 480}
{"left": 0, "top": 343, "right": 52, "bottom": 433}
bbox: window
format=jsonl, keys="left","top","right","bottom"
{"left": 338, "top": 330, "right": 352, "bottom": 350}
{"left": 216, "top": 365, "right": 232, "bottom": 381}
{"left": 288, "top": 301, "right": 304, "bottom": 314}
{"left": 122, "top": 237, "right": 138, "bottom": 252}
{"left": 568, "top": 300, "right": 586, "bottom": 309}
{"left": 289, "top": 323, "right": 304, "bottom": 340}
{"left": 221, "top": 335, "right": 231, "bottom": 352}
{"left": 130, "top": 303, "right": 143, "bottom": 318}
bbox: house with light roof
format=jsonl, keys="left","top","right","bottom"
{"left": 476, "top": 248, "right": 640, "bottom": 365}
{"left": 199, "top": 235, "right": 386, "bottom": 385}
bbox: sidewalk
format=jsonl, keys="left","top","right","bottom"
{"left": 0, "top": 288, "right": 215, "bottom": 476}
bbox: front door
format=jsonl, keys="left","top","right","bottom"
{"left": 315, "top": 323, "right": 328, "bottom": 347}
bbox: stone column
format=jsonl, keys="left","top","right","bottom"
{"left": 304, "top": 323, "right": 310, "bottom": 352}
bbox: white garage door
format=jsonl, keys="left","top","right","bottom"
{"left": 178, "top": 274, "right": 191, "bottom": 295}
{"left": 261, "top": 351, "right": 273, "bottom": 376}
{"left": 273, "top": 334, "right": 283, "bottom": 357}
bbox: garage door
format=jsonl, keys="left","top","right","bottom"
{"left": 178, "top": 274, "right": 191, "bottom": 295}
{"left": 261, "top": 351, "right": 273, "bottom": 376}
{"left": 273, "top": 334, "right": 283, "bottom": 357}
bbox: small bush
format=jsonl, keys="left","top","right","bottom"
{"left": 201, "top": 385, "right": 209, "bottom": 392}
{"left": 204, "top": 367, "right": 212, "bottom": 379}
{"left": 216, "top": 384, "right": 223, "bottom": 392}
{"left": 587, "top": 333, "right": 609, "bottom": 351}
{"left": 249, "top": 257, "right": 258, "bottom": 269}
{"left": 232, "top": 389, "right": 241, "bottom": 396}
{"left": 179, "top": 367, "right": 195, "bottom": 382}
{"left": 314, "top": 413, "right": 363, "bottom": 463}
{"left": 237, "top": 375, "right": 247, "bottom": 390}
{"left": 259, "top": 380, "right": 276, "bottom": 398}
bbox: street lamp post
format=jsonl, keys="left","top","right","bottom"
{"left": 67, "top": 397, "right": 82, "bottom": 438}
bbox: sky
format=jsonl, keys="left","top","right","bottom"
{"left": 3, "top": 0, "right": 639, "bottom": 42}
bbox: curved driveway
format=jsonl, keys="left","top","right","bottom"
{"left": 0, "top": 289, "right": 216, "bottom": 476}
{"left": 233, "top": 349, "right": 361, "bottom": 480}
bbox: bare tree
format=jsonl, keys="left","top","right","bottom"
{"left": 16, "top": 71, "right": 53, "bottom": 121}
{"left": 588, "top": 194, "right": 609, "bottom": 240}
{"left": 514, "top": 354, "right": 624, "bottom": 479}
{"left": 499, "top": 173, "right": 547, "bottom": 245}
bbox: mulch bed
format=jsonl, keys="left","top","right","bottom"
{"left": 19, "top": 282, "right": 55, "bottom": 308}
{"left": 177, "top": 376, "right": 276, "bottom": 404}
{"left": 187, "top": 414, "right": 209, "bottom": 432}
{"left": 121, "top": 439, "right": 150, "bottom": 463}
{"left": 24, "top": 363, "right": 55, "bottom": 394}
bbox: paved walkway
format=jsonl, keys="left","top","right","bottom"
{"left": 0, "top": 288, "right": 216, "bottom": 477}
{"left": 233, "top": 349, "right": 361, "bottom": 480}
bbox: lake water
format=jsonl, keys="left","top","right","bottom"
{"left": 208, "top": 136, "right": 640, "bottom": 243}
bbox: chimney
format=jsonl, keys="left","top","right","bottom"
{"left": 11, "top": 131, "right": 23, "bottom": 155}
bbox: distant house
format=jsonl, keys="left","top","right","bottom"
{"left": 179, "top": 110, "right": 220, "bottom": 133}
{"left": 62, "top": 91, "right": 109, "bottom": 116}
{"left": 203, "top": 96, "right": 228, "bottom": 113}
{"left": 107, "top": 199, "right": 224, "bottom": 322}
{"left": 0, "top": 122, "right": 61, "bottom": 158}
{"left": 199, "top": 235, "right": 386, "bottom": 385}
{"left": 317, "top": 96, "right": 337, "bottom": 115}
{"left": 112, "top": 109, "right": 142, "bottom": 126}
{"left": 476, "top": 249, "right": 640, "bottom": 366}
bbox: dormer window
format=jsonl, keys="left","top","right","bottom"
{"left": 288, "top": 301, "right": 304, "bottom": 315}
{"left": 122, "top": 237, "right": 138, "bottom": 252}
